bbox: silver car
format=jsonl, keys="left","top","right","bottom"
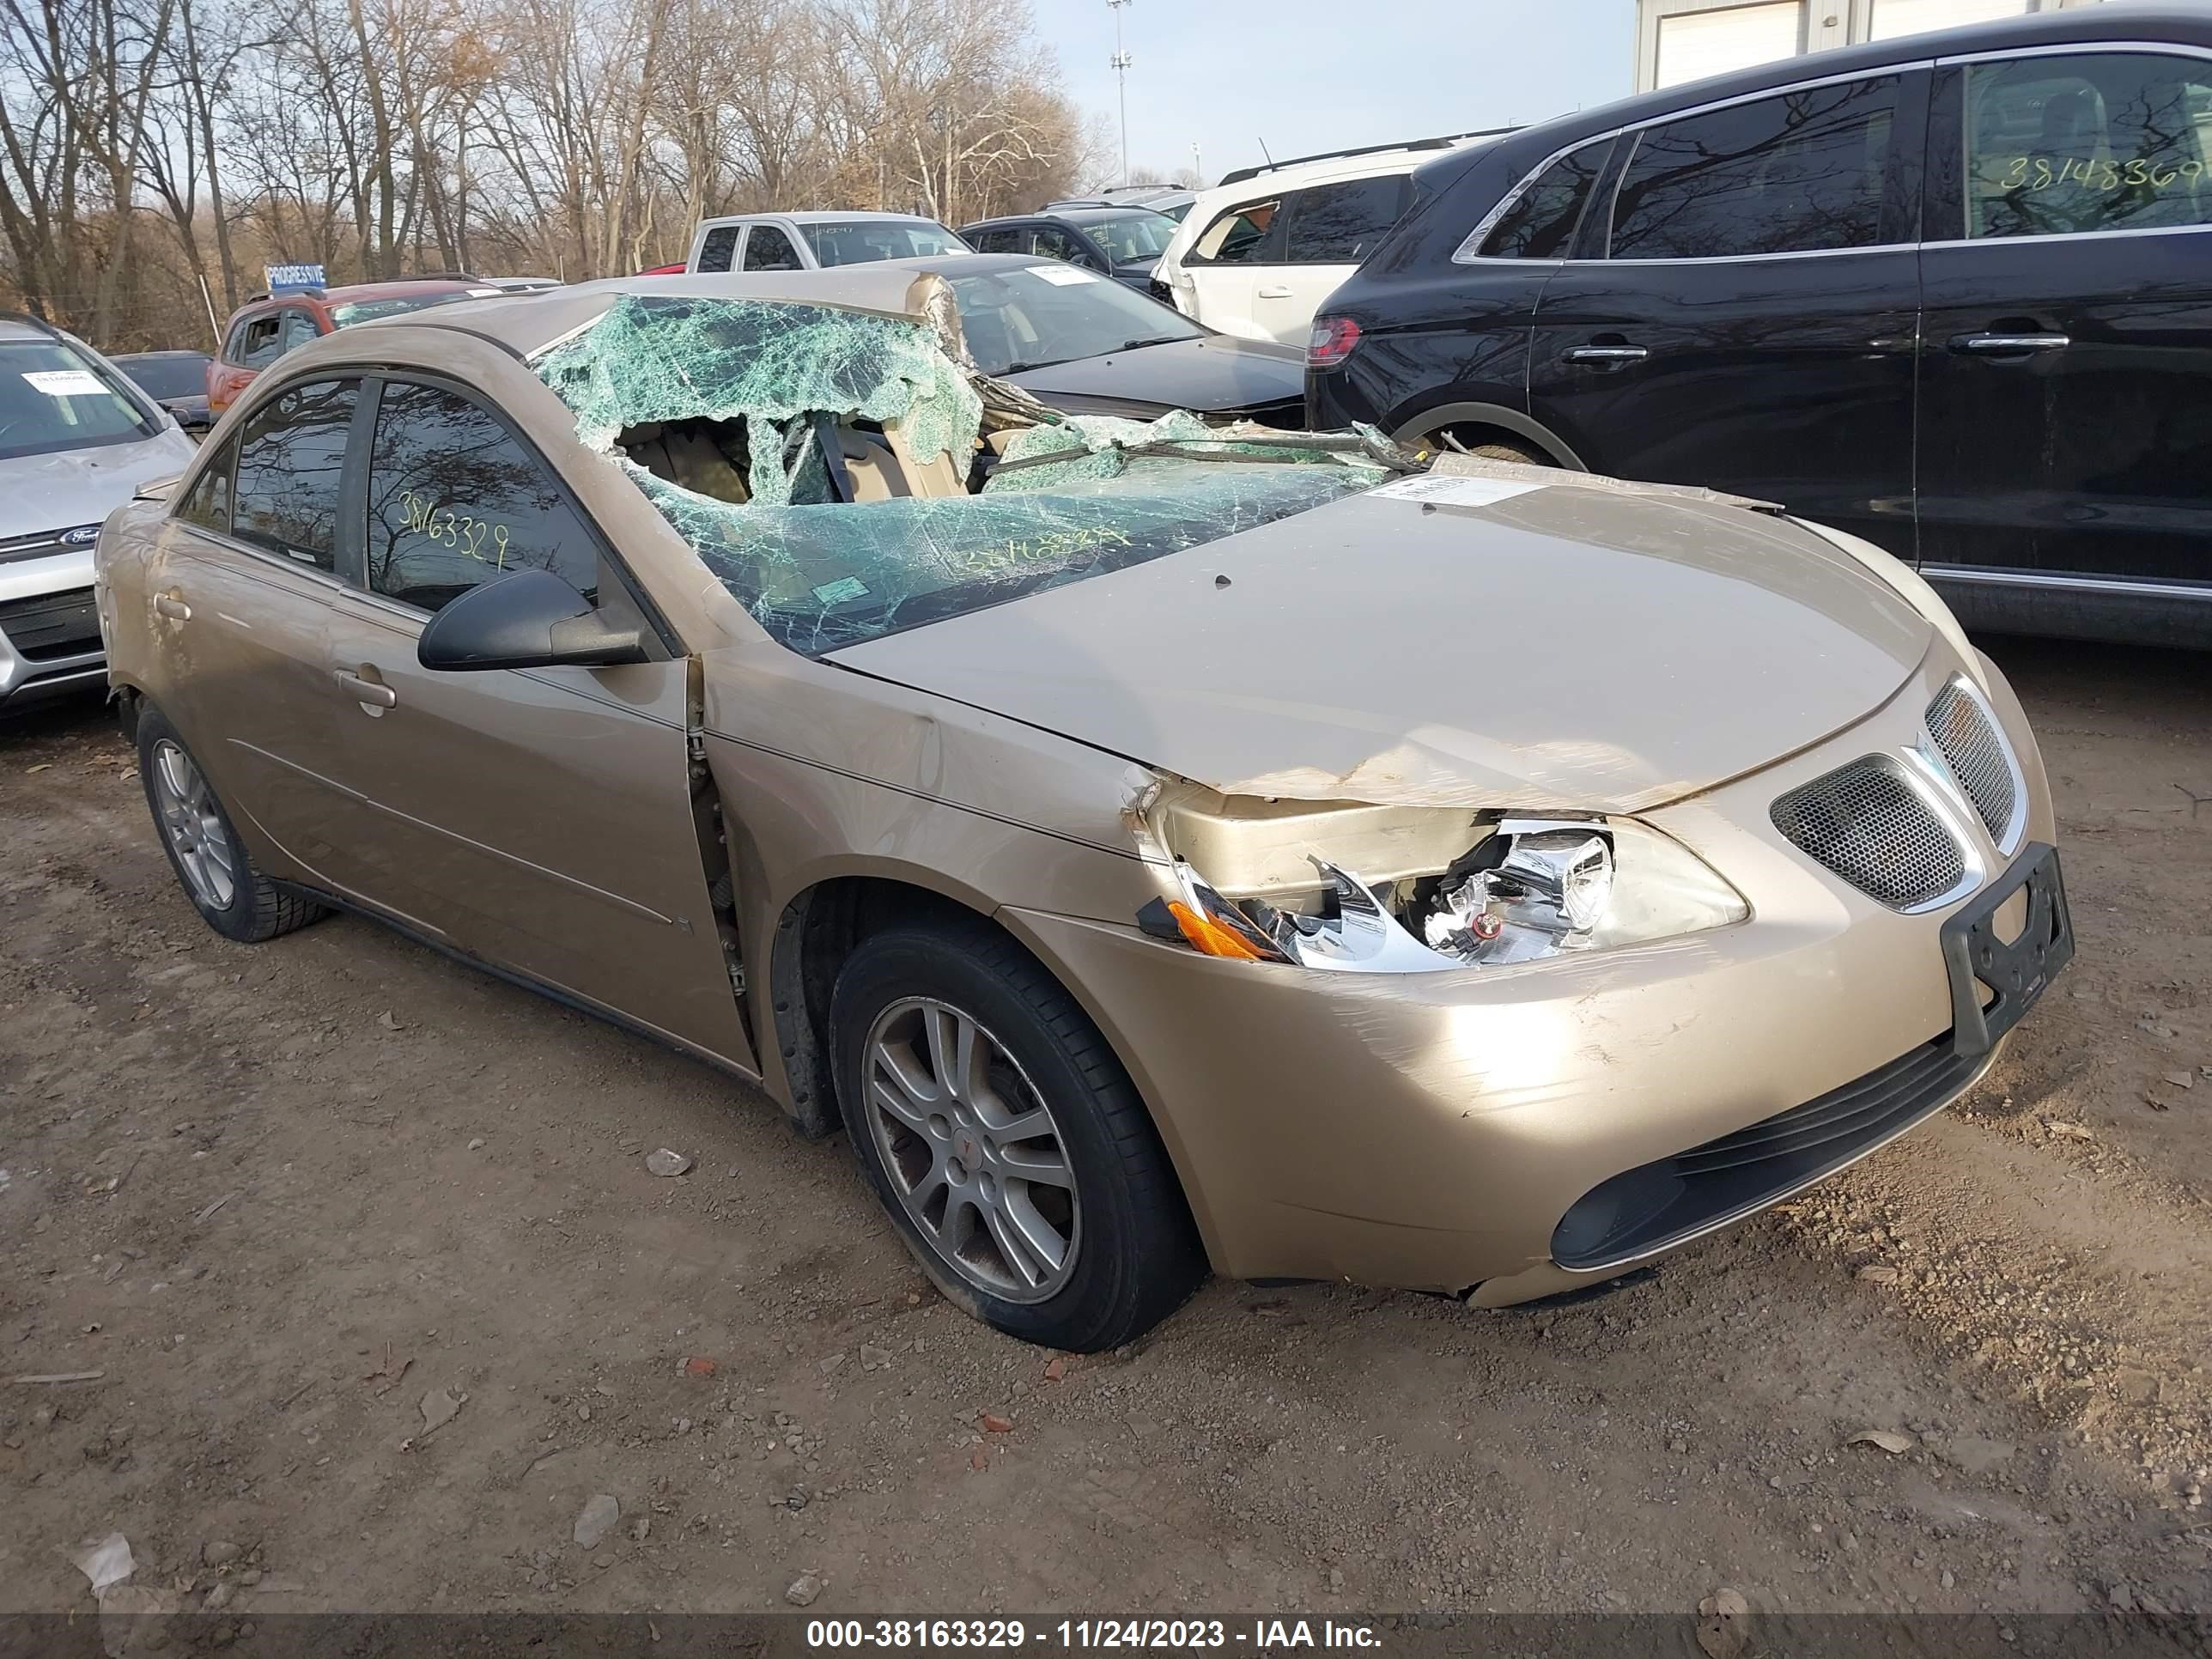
{"left": 2, "top": 313, "right": 198, "bottom": 712}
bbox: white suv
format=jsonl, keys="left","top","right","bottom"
{"left": 1156, "top": 134, "right": 1508, "bottom": 345}
{"left": 684, "top": 212, "right": 969, "bottom": 274}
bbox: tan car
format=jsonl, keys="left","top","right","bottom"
{"left": 93, "top": 268, "right": 2074, "bottom": 1351}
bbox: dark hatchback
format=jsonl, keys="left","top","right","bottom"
{"left": 896, "top": 253, "right": 1304, "bottom": 426}
{"left": 957, "top": 210, "right": 1181, "bottom": 291}
{"left": 1309, "top": 3, "right": 2212, "bottom": 647}
{"left": 112, "top": 349, "right": 214, "bottom": 432}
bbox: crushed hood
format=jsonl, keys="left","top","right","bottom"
{"left": 828, "top": 475, "right": 1934, "bottom": 812}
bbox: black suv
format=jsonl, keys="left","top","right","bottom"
{"left": 1310, "top": 4, "right": 2212, "bottom": 647}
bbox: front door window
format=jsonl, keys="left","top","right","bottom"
{"left": 1958, "top": 52, "right": 2212, "bottom": 240}
{"left": 363, "top": 380, "right": 604, "bottom": 613}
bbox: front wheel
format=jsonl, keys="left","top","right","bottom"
{"left": 830, "top": 920, "right": 1205, "bottom": 1350}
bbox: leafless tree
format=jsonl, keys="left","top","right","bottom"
{"left": 2, "top": 0, "right": 1095, "bottom": 346}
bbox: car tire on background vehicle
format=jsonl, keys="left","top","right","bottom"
{"left": 136, "top": 703, "right": 325, "bottom": 944}
{"left": 830, "top": 918, "right": 1205, "bottom": 1351}
{"left": 1449, "top": 438, "right": 1549, "bottom": 466}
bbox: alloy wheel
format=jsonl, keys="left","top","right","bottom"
{"left": 150, "top": 738, "right": 236, "bottom": 912}
{"left": 861, "top": 996, "right": 1080, "bottom": 1303}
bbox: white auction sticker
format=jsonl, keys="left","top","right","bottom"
{"left": 22, "top": 369, "right": 106, "bottom": 397}
{"left": 1369, "top": 472, "right": 1546, "bottom": 508}
{"left": 1026, "top": 264, "right": 1100, "bottom": 286}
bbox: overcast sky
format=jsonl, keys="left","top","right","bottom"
{"left": 1036, "top": 0, "right": 1640, "bottom": 185}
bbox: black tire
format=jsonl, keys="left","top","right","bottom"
{"left": 137, "top": 703, "right": 325, "bottom": 944}
{"left": 830, "top": 919, "right": 1205, "bottom": 1351}
{"left": 1452, "top": 437, "right": 1551, "bottom": 466}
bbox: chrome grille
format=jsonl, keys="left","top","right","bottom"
{"left": 1771, "top": 757, "right": 1966, "bottom": 910}
{"left": 1925, "top": 681, "right": 2018, "bottom": 845}
{"left": 0, "top": 530, "right": 68, "bottom": 567}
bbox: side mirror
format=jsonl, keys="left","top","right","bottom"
{"left": 416, "top": 568, "right": 649, "bottom": 672}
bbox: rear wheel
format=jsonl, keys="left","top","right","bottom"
{"left": 137, "top": 705, "right": 325, "bottom": 944}
{"left": 1440, "top": 435, "right": 1551, "bottom": 466}
{"left": 830, "top": 919, "right": 1205, "bottom": 1350}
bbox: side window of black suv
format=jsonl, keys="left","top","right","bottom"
{"left": 1608, "top": 76, "right": 1902, "bottom": 259}
{"left": 1463, "top": 137, "right": 1614, "bottom": 261}
{"left": 1950, "top": 51, "right": 2212, "bottom": 240}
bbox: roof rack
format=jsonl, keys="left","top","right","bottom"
{"left": 1215, "top": 127, "right": 1520, "bottom": 188}
{"left": 244, "top": 270, "right": 488, "bottom": 303}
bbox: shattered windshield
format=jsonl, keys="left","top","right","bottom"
{"left": 534, "top": 292, "right": 1383, "bottom": 656}
{"left": 798, "top": 220, "right": 970, "bottom": 265}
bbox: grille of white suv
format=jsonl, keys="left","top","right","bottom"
{"left": 1770, "top": 757, "right": 1966, "bottom": 910}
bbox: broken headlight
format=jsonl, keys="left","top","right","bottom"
{"left": 1145, "top": 809, "right": 1746, "bottom": 974}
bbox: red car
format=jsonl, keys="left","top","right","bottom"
{"left": 206, "top": 277, "right": 501, "bottom": 416}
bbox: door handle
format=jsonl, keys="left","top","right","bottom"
{"left": 154, "top": 594, "right": 191, "bottom": 621}
{"left": 335, "top": 668, "right": 397, "bottom": 710}
{"left": 1949, "top": 331, "right": 2069, "bottom": 355}
{"left": 1564, "top": 344, "right": 1649, "bottom": 365}
{"left": 1255, "top": 284, "right": 1293, "bottom": 299}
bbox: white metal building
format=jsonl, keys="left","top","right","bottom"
{"left": 1634, "top": 0, "right": 2115, "bottom": 93}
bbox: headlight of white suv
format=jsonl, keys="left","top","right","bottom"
{"left": 1134, "top": 787, "right": 1747, "bottom": 973}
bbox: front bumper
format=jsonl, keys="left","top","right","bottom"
{"left": 0, "top": 549, "right": 105, "bottom": 712}
{"left": 1000, "top": 653, "right": 2062, "bottom": 1299}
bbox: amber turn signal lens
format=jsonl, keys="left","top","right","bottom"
{"left": 1165, "top": 899, "right": 1270, "bottom": 960}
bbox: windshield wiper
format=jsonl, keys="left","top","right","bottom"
{"left": 1112, "top": 337, "right": 1185, "bottom": 353}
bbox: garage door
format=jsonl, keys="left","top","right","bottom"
{"left": 1656, "top": 2, "right": 1802, "bottom": 89}
{"left": 1869, "top": 0, "right": 2036, "bottom": 41}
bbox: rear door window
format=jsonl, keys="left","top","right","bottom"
{"left": 696, "top": 225, "right": 740, "bottom": 272}
{"left": 742, "top": 225, "right": 805, "bottom": 270}
{"left": 1284, "top": 175, "right": 1409, "bottom": 263}
{"left": 1957, "top": 52, "right": 2212, "bottom": 239}
{"left": 1470, "top": 137, "right": 1613, "bottom": 259}
{"left": 1186, "top": 198, "right": 1283, "bottom": 264}
{"left": 363, "top": 379, "right": 601, "bottom": 615}
{"left": 1609, "top": 76, "right": 1901, "bottom": 258}
{"left": 235, "top": 315, "right": 283, "bottom": 369}
{"left": 230, "top": 378, "right": 361, "bottom": 571}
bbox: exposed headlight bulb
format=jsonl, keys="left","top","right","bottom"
{"left": 1500, "top": 829, "right": 1614, "bottom": 934}
{"left": 1423, "top": 824, "right": 1616, "bottom": 963}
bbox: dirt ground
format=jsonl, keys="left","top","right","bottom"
{"left": 2, "top": 635, "right": 2209, "bottom": 1622}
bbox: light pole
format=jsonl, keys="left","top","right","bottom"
{"left": 1108, "top": 0, "right": 1132, "bottom": 185}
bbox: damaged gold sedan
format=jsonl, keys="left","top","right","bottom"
{"left": 94, "top": 268, "right": 2073, "bottom": 1350}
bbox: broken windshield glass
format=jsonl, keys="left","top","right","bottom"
{"left": 533, "top": 291, "right": 1388, "bottom": 656}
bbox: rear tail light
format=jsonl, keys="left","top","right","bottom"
{"left": 1307, "top": 315, "right": 1361, "bottom": 369}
